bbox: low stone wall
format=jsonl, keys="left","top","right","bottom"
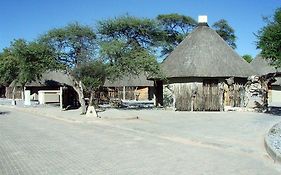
{"left": 264, "top": 122, "right": 281, "bottom": 164}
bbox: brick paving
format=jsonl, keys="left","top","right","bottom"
{"left": 0, "top": 107, "right": 281, "bottom": 174}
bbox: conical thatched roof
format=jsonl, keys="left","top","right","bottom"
{"left": 161, "top": 24, "right": 255, "bottom": 78}
{"left": 104, "top": 73, "right": 153, "bottom": 87}
{"left": 250, "top": 55, "right": 279, "bottom": 75}
{"left": 250, "top": 55, "right": 281, "bottom": 85}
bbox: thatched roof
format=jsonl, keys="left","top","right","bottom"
{"left": 250, "top": 55, "right": 281, "bottom": 85}
{"left": 7, "top": 71, "right": 77, "bottom": 88}
{"left": 25, "top": 71, "right": 74, "bottom": 87}
{"left": 104, "top": 73, "right": 153, "bottom": 87}
{"left": 161, "top": 24, "right": 255, "bottom": 78}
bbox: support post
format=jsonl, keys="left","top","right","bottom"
{"left": 123, "top": 86, "right": 126, "bottom": 100}
{"left": 24, "top": 90, "right": 31, "bottom": 106}
{"left": 60, "top": 87, "right": 63, "bottom": 109}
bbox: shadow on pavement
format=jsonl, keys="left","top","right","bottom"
{"left": 266, "top": 106, "right": 281, "bottom": 116}
{"left": 0, "top": 111, "right": 10, "bottom": 116}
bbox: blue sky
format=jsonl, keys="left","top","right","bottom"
{"left": 0, "top": 0, "right": 280, "bottom": 58}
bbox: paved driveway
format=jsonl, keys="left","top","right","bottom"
{"left": 1, "top": 107, "right": 281, "bottom": 175}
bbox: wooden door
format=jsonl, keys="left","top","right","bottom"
{"left": 203, "top": 80, "right": 220, "bottom": 111}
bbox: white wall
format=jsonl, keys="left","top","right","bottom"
{"left": 269, "top": 86, "right": 281, "bottom": 106}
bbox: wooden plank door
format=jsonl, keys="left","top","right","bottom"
{"left": 203, "top": 80, "right": 220, "bottom": 111}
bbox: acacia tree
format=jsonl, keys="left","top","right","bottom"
{"left": 0, "top": 39, "right": 55, "bottom": 102}
{"left": 156, "top": 13, "right": 197, "bottom": 56}
{"left": 257, "top": 8, "right": 281, "bottom": 67}
{"left": 212, "top": 19, "right": 237, "bottom": 49}
{"left": 39, "top": 23, "right": 97, "bottom": 114}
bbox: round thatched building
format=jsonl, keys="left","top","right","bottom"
{"left": 154, "top": 16, "right": 255, "bottom": 111}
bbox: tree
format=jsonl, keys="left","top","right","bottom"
{"left": 0, "top": 39, "right": 55, "bottom": 101}
{"left": 156, "top": 13, "right": 197, "bottom": 55}
{"left": 256, "top": 8, "right": 281, "bottom": 67}
{"left": 242, "top": 54, "right": 253, "bottom": 63}
{"left": 212, "top": 19, "right": 237, "bottom": 49}
{"left": 0, "top": 49, "right": 19, "bottom": 87}
{"left": 39, "top": 23, "right": 97, "bottom": 114}
{"left": 73, "top": 61, "right": 107, "bottom": 108}
{"left": 97, "top": 15, "right": 162, "bottom": 79}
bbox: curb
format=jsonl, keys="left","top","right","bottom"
{"left": 0, "top": 104, "right": 96, "bottom": 124}
{"left": 0, "top": 104, "right": 137, "bottom": 123}
{"left": 264, "top": 124, "right": 281, "bottom": 164}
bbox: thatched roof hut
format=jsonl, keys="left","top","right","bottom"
{"left": 250, "top": 55, "right": 281, "bottom": 85}
{"left": 7, "top": 71, "right": 79, "bottom": 108}
{"left": 161, "top": 24, "right": 255, "bottom": 78}
{"left": 155, "top": 16, "right": 255, "bottom": 111}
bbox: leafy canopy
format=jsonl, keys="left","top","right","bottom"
{"left": 39, "top": 22, "right": 96, "bottom": 68}
{"left": 156, "top": 13, "right": 197, "bottom": 56}
{"left": 100, "top": 39, "right": 161, "bottom": 80}
{"left": 0, "top": 48, "right": 19, "bottom": 86}
{"left": 97, "top": 15, "right": 162, "bottom": 79}
{"left": 257, "top": 8, "right": 281, "bottom": 67}
{"left": 97, "top": 15, "right": 163, "bottom": 50}
{"left": 0, "top": 39, "right": 55, "bottom": 86}
{"left": 73, "top": 61, "right": 107, "bottom": 92}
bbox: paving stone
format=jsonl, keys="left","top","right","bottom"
{"left": 0, "top": 106, "right": 281, "bottom": 174}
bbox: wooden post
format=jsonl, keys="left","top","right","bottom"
{"left": 134, "top": 87, "right": 138, "bottom": 101}
{"left": 172, "top": 93, "right": 176, "bottom": 111}
{"left": 219, "top": 83, "right": 224, "bottom": 111}
{"left": 123, "top": 86, "right": 126, "bottom": 100}
{"left": 191, "top": 96, "right": 194, "bottom": 112}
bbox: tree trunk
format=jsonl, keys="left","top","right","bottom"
{"left": 86, "top": 91, "right": 98, "bottom": 117}
{"left": 89, "top": 91, "right": 94, "bottom": 106}
{"left": 21, "top": 86, "right": 25, "bottom": 100}
{"left": 72, "top": 80, "right": 87, "bottom": 114}
{"left": 12, "top": 85, "right": 16, "bottom": 105}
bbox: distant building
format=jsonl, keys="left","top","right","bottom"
{"left": 103, "top": 73, "right": 154, "bottom": 101}
{"left": 6, "top": 71, "right": 80, "bottom": 109}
